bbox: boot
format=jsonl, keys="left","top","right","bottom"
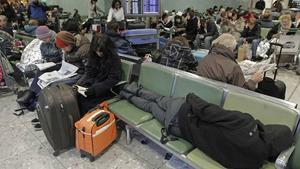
{"left": 16, "top": 90, "right": 35, "bottom": 105}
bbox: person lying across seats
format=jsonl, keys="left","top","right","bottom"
{"left": 196, "top": 33, "right": 264, "bottom": 91}
{"left": 106, "top": 21, "right": 137, "bottom": 56}
{"left": 17, "top": 30, "right": 90, "bottom": 111}
{"left": 119, "top": 82, "right": 293, "bottom": 169}
{"left": 76, "top": 33, "right": 122, "bottom": 116}
{"left": 240, "top": 12, "right": 262, "bottom": 61}
{"left": 266, "top": 14, "right": 296, "bottom": 40}
{"left": 194, "top": 17, "right": 219, "bottom": 50}
{"left": 159, "top": 36, "right": 197, "bottom": 72}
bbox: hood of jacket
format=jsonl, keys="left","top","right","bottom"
{"left": 210, "top": 44, "right": 236, "bottom": 63}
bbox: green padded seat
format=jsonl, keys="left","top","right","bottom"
{"left": 172, "top": 75, "right": 224, "bottom": 106}
{"left": 186, "top": 149, "right": 225, "bottom": 169}
{"left": 138, "top": 63, "right": 175, "bottom": 97}
{"left": 223, "top": 92, "right": 298, "bottom": 130}
{"left": 187, "top": 149, "right": 275, "bottom": 169}
{"left": 261, "top": 28, "right": 271, "bottom": 39}
{"left": 109, "top": 100, "right": 153, "bottom": 126}
{"left": 15, "top": 33, "right": 35, "bottom": 45}
{"left": 138, "top": 119, "right": 193, "bottom": 154}
{"left": 121, "top": 60, "right": 134, "bottom": 82}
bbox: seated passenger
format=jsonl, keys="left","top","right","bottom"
{"left": 17, "top": 31, "right": 90, "bottom": 109}
{"left": 76, "top": 33, "right": 121, "bottom": 115}
{"left": 266, "top": 14, "right": 296, "bottom": 40}
{"left": 119, "top": 83, "right": 292, "bottom": 169}
{"left": 0, "top": 15, "right": 13, "bottom": 36}
{"left": 259, "top": 9, "right": 274, "bottom": 28}
{"left": 24, "top": 19, "right": 39, "bottom": 36}
{"left": 36, "top": 26, "right": 62, "bottom": 63}
{"left": 106, "top": 21, "right": 136, "bottom": 56}
{"left": 196, "top": 33, "right": 263, "bottom": 91}
{"left": 158, "top": 12, "right": 173, "bottom": 38}
{"left": 194, "top": 17, "right": 219, "bottom": 49}
{"left": 160, "top": 36, "right": 197, "bottom": 72}
{"left": 55, "top": 31, "right": 90, "bottom": 73}
{"left": 240, "top": 12, "right": 261, "bottom": 60}
{"left": 174, "top": 14, "right": 186, "bottom": 36}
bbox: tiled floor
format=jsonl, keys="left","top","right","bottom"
{"left": 0, "top": 69, "right": 299, "bottom": 169}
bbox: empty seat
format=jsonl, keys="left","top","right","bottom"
{"left": 138, "top": 62, "right": 175, "bottom": 97}
{"left": 186, "top": 149, "right": 225, "bottom": 169}
{"left": 223, "top": 91, "right": 299, "bottom": 131}
{"left": 172, "top": 74, "right": 224, "bottom": 106}
{"left": 109, "top": 100, "right": 153, "bottom": 126}
{"left": 138, "top": 119, "right": 193, "bottom": 154}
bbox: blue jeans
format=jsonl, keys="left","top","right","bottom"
{"left": 251, "top": 39, "right": 261, "bottom": 59}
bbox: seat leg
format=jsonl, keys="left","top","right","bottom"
{"left": 125, "top": 125, "right": 132, "bottom": 145}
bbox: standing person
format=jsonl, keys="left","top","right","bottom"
{"left": 76, "top": 33, "right": 122, "bottom": 115}
{"left": 28, "top": 0, "right": 48, "bottom": 25}
{"left": 88, "top": 0, "right": 99, "bottom": 19}
{"left": 184, "top": 9, "right": 198, "bottom": 47}
{"left": 255, "top": 0, "right": 266, "bottom": 10}
{"left": 107, "top": 0, "right": 125, "bottom": 22}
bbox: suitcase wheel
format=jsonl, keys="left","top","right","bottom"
{"left": 53, "top": 151, "right": 60, "bottom": 157}
{"left": 89, "top": 156, "right": 95, "bottom": 162}
{"left": 80, "top": 153, "right": 86, "bottom": 158}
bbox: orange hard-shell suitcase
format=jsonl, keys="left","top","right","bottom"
{"left": 75, "top": 106, "right": 117, "bottom": 162}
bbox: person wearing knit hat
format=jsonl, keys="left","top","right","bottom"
{"left": 36, "top": 25, "right": 56, "bottom": 43}
{"left": 55, "top": 30, "right": 91, "bottom": 74}
{"left": 55, "top": 31, "right": 77, "bottom": 53}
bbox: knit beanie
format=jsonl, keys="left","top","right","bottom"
{"left": 55, "top": 31, "right": 76, "bottom": 49}
{"left": 36, "top": 26, "right": 51, "bottom": 40}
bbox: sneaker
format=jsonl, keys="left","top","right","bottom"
{"left": 31, "top": 118, "right": 39, "bottom": 124}
{"left": 34, "top": 123, "right": 42, "bottom": 131}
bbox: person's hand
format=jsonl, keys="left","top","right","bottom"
{"left": 251, "top": 70, "right": 264, "bottom": 83}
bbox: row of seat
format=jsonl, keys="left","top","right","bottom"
{"left": 113, "top": 60, "right": 300, "bottom": 169}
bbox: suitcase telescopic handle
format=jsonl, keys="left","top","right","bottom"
{"left": 87, "top": 110, "right": 105, "bottom": 122}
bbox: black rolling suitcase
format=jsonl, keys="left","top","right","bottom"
{"left": 256, "top": 43, "right": 286, "bottom": 99}
{"left": 37, "top": 84, "right": 80, "bottom": 156}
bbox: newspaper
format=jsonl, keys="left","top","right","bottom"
{"left": 75, "top": 85, "right": 88, "bottom": 97}
{"left": 37, "top": 61, "right": 78, "bottom": 89}
{"left": 35, "top": 62, "right": 56, "bottom": 71}
{"left": 239, "top": 58, "right": 276, "bottom": 81}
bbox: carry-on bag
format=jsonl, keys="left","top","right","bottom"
{"left": 256, "top": 43, "right": 286, "bottom": 99}
{"left": 75, "top": 106, "right": 117, "bottom": 162}
{"left": 37, "top": 84, "right": 80, "bottom": 156}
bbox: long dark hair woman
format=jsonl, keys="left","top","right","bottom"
{"left": 76, "top": 33, "right": 122, "bottom": 115}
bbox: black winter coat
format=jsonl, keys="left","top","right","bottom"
{"left": 77, "top": 52, "right": 122, "bottom": 98}
{"left": 178, "top": 93, "right": 268, "bottom": 169}
{"left": 40, "top": 42, "right": 63, "bottom": 63}
{"left": 241, "top": 23, "right": 261, "bottom": 43}
{"left": 186, "top": 16, "right": 198, "bottom": 41}
{"left": 177, "top": 93, "right": 292, "bottom": 168}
